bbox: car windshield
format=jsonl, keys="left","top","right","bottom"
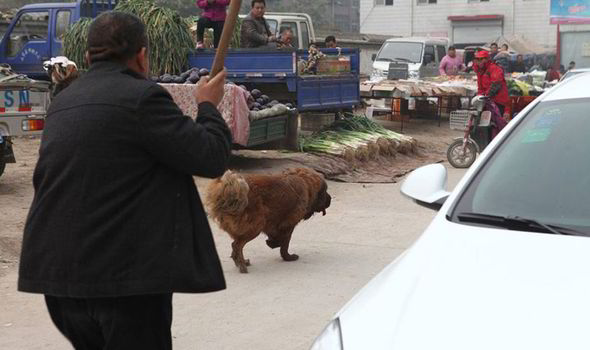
{"left": 451, "top": 98, "right": 590, "bottom": 233}
{"left": 562, "top": 70, "right": 589, "bottom": 81}
{"left": 376, "top": 42, "right": 423, "bottom": 64}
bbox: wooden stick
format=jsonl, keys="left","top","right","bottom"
{"left": 210, "top": 0, "right": 242, "bottom": 78}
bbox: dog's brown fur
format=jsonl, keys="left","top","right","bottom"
{"left": 206, "top": 168, "right": 331, "bottom": 273}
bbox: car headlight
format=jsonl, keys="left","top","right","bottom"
{"left": 310, "top": 318, "right": 343, "bottom": 350}
{"left": 370, "top": 68, "right": 385, "bottom": 80}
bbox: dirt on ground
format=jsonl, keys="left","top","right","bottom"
{"left": 0, "top": 116, "right": 460, "bottom": 277}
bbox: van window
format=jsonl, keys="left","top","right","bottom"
{"left": 7, "top": 11, "right": 49, "bottom": 57}
{"left": 301, "top": 21, "right": 309, "bottom": 49}
{"left": 375, "top": 42, "right": 423, "bottom": 63}
{"left": 424, "top": 45, "right": 435, "bottom": 64}
{"left": 55, "top": 10, "right": 71, "bottom": 41}
{"left": 279, "top": 21, "right": 299, "bottom": 49}
{"left": 436, "top": 45, "right": 446, "bottom": 62}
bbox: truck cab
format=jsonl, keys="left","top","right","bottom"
{"left": 0, "top": 0, "right": 117, "bottom": 79}
{"left": 371, "top": 37, "right": 449, "bottom": 80}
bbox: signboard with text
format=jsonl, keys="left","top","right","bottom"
{"left": 551, "top": 0, "right": 590, "bottom": 24}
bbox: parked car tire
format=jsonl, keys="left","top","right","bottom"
{"left": 447, "top": 139, "right": 477, "bottom": 168}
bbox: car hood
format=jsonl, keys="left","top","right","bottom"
{"left": 337, "top": 217, "right": 590, "bottom": 350}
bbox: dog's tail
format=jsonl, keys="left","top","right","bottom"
{"left": 206, "top": 171, "right": 250, "bottom": 219}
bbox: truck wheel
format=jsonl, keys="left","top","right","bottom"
{"left": 447, "top": 139, "right": 477, "bottom": 168}
{"left": 0, "top": 158, "right": 5, "bottom": 178}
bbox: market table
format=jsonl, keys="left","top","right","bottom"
{"left": 361, "top": 78, "right": 479, "bottom": 131}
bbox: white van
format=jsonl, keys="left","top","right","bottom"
{"left": 371, "top": 37, "right": 450, "bottom": 80}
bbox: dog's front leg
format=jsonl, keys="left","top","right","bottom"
{"left": 279, "top": 228, "right": 299, "bottom": 262}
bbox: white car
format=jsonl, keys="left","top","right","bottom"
{"left": 560, "top": 67, "right": 590, "bottom": 81}
{"left": 311, "top": 73, "right": 590, "bottom": 349}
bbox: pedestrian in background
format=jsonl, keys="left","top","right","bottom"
{"left": 439, "top": 46, "right": 465, "bottom": 75}
{"left": 489, "top": 42, "right": 499, "bottom": 59}
{"left": 493, "top": 44, "right": 511, "bottom": 73}
{"left": 511, "top": 54, "right": 527, "bottom": 73}
{"left": 196, "top": 0, "right": 230, "bottom": 48}
{"left": 18, "top": 11, "right": 232, "bottom": 349}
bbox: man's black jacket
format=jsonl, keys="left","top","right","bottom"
{"left": 18, "top": 61, "right": 232, "bottom": 297}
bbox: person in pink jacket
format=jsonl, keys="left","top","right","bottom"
{"left": 196, "top": 0, "right": 230, "bottom": 48}
{"left": 439, "top": 46, "right": 465, "bottom": 76}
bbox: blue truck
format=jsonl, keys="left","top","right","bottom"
{"left": 0, "top": 0, "right": 118, "bottom": 79}
{"left": 189, "top": 48, "right": 360, "bottom": 112}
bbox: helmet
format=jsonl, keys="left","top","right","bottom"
{"left": 474, "top": 50, "right": 490, "bottom": 59}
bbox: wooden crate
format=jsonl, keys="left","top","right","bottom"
{"left": 247, "top": 115, "right": 289, "bottom": 147}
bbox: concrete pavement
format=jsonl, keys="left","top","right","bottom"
{"left": 0, "top": 166, "right": 466, "bottom": 349}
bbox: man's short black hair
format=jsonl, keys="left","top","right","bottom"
{"left": 87, "top": 11, "right": 148, "bottom": 64}
{"left": 490, "top": 42, "right": 498, "bottom": 48}
{"left": 570, "top": 61, "right": 576, "bottom": 65}
{"left": 448, "top": 46, "right": 456, "bottom": 51}
{"left": 325, "top": 35, "right": 336, "bottom": 43}
{"left": 501, "top": 44, "right": 509, "bottom": 49}
{"left": 251, "top": 0, "right": 266, "bottom": 7}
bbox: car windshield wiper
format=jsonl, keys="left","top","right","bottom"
{"left": 392, "top": 57, "right": 413, "bottom": 63}
{"left": 456, "top": 212, "right": 589, "bottom": 236}
{"left": 376, "top": 57, "right": 393, "bottom": 62}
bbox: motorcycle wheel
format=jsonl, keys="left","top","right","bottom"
{"left": 447, "top": 139, "right": 477, "bottom": 168}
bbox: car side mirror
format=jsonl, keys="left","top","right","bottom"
{"left": 372, "top": 53, "right": 377, "bottom": 61}
{"left": 401, "top": 164, "right": 450, "bottom": 210}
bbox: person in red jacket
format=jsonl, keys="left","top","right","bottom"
{"left": 196, "top": 0, "right": 230, "bottom": 48}
{"left": 473, "top": 50, "right": 510, "bottom": 117}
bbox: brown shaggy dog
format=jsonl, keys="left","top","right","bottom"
{"left": 206, "top": 168, "right": 331, "bottom": 273}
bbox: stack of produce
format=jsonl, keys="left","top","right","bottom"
{"left": 300, "top": 114, "right": 416, "bottom": 161}
{"left": 152, "top": 67, "right": 209, "bottom": 84}
{"left": 64, "top": 0, "right": 194, "bottom": 76}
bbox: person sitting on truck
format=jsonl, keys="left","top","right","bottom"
{"left": 196, "top": 0, "right": 230, "bottom": 48}
{"left": 277, "top": 27, "right": 294, "bottom": 49}
{"left": 439, "top": 46, "right": 465, "bottom": 76}
{"left": 240, "top": 0, "right": 277, "bottom": 48}
{"left": 18, "top": 11, "right": 232, "bottom": 349}
{"left": 325, "top": 35, "right": 337, "bottom": 48}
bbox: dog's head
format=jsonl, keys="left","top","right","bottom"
{"left": 304, "top": 180, "right": 331, "bottom": 220}
{"left": 283, "top": 168, "right": 332, "bottom": 220}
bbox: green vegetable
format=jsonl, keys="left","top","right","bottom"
{"left": 299, "top": 113, "right": 416, "bottom": 160}
{"left": 64, "top": 0, "right": 194, "bottom": 76}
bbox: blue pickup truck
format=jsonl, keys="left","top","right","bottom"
{"left": 0, "top": 0, "right": 117, "bottom": 79}
{"left": 190, "top": 48, "right": 360, "bottom": 112}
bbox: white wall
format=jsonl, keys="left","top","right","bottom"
{"left": 360, "top": 0, "right": 557, "bottom": 48}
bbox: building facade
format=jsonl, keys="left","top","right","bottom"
{"left": 360, "top": 0, "right": 555, "bottom": 48}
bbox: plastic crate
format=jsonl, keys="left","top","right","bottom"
{"left": 449, "top": 110, "right": 471, "bottom": 130}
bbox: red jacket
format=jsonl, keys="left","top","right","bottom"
{"left": 197, "top": 0, "right": 230, "bottom": 22}
{"left": 475, "top": 61, "right": 510, "bottom": 108}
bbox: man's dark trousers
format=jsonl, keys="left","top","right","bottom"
{"left": 45, "top": 294, "right": 172, "bottom": 350}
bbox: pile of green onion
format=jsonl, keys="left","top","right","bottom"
{"left": 299, "top": 113, "right": 416, "bottom": 161}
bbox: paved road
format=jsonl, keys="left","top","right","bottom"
{"left": 0, "top": 166, "right": 466, "bottom": 349}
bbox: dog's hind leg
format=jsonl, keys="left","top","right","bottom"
{"left": 279, "top": 227, "right": 299, "bottom": 262}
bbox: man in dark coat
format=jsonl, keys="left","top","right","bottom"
{"left": 18, "top": 11, "right": 232, "bottom": 349}
{"left": 240, "top": 0, "right": 276, "bottom": 48}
